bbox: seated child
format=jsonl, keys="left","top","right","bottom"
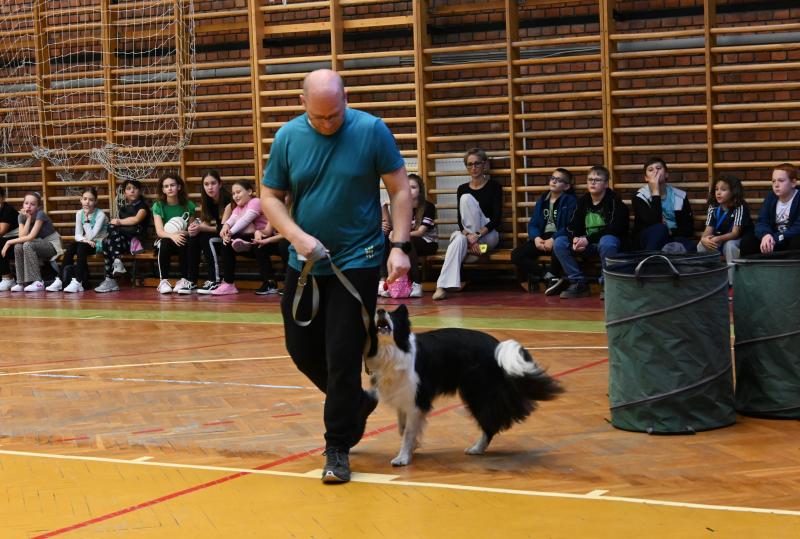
{"left": 740, "top": 163, "right": 800, "bottom": 256}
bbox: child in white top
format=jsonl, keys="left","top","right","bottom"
{"left": 57, "top": 187, "right": 108, "bottom": 292}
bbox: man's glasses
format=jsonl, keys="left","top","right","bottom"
{"left": 466, "top": 161, "right": 484, "bottom": 168}
{"left": 587, "top": 177, "right": 607, "bottom": 184}
{"left": 549, "top": 176, "right": 568, "bottom": 183}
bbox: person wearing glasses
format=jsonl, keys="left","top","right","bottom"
{"left": 511, "top": 168, "right": 576, "bottom": 294}
{"left": 632, "top": 157, "right": 696, "bottom": 253}
{"left": 433, "top": 147, "right": 503, "bottom": 301}
{"left": 553, "top": 165, "right": 628, "bottom": 299}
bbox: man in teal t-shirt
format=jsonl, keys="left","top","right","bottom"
{"left": 261, "top": 69, "right": 412, "bottom": 484}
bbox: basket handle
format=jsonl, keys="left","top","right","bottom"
{"left": 634, "top": 254, "right": 680, "bottom": 279}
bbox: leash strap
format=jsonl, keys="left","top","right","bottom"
{"left": 291, "top": 247, "right": 373, "bottom": 371}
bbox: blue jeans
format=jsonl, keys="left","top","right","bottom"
{"left": 553, "top": 234, "right": 621, "bottom": 284}
{"left": 639, "top": 223, "right": 697, "bottom": 252}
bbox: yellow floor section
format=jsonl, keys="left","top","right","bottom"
{"left": 2, "top": 452, "right": 798, "bottom": 538}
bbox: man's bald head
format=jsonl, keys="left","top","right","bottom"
{"left": 301, "top": 69, "right": 347, "bottom": 135}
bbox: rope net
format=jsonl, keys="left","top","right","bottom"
{"left": 0, "top": 0, "right": 196, "bottom": 182}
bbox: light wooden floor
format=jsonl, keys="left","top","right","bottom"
{"left": 1, "top": 286, "right": 798, "bottom": 538}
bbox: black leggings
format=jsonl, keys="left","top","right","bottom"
{"left": 220, "top": 234, "right": 280, "bottom": 284}
{"left": 510, "top": 239, "right": 563, "bottom": 281}
{"left": 187, "top": 231, "right": 221, "bottom": 283}
{"left": 281, "top": 264, "right": 379, "bottom": 449}
{"left": 157, "top": 237, "right": 188, "bottom": 279}
{"left": 740, "top": 232, "right": 800, "bottom": 257}
{"left": 62, "top": 241, "right": 96, "bottom": 284}
{"left": 0, "top": 236, "right": 13, "bottom": 276}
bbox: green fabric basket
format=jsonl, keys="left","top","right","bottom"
{"left": 604, "top": 254, "right": 735, "bottom": 433}
{"left": 733, "top": 252, "right": 800, "bottom": 418}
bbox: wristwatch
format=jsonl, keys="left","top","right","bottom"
{"left": 391, "top": 241, "right": 412, "bottom": 254}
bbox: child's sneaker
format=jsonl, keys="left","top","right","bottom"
{"left": 255, "top": 280, "right": 278, "bottom": 295}
{"left": 196, "top": 281, "right": 219, "bottom": 295}
{"left": 210, "top": 282, "right": 238, "bottom": 295}
{"left": 10, "top": 283, "right": 23, "bottom": 292}
{"left": 0, "top": 277, "right": 15, "bottom": 291}
{"left": 172, "top": 278, "right": 192, "bottom": 294}
{"left": 63, "top": 278, "right": 84, "bottom": 293}
{"left": 377, "top": 280, "right": 386, "bottom": 295}
{"left": 409, "top": 282, "right": 423, "bottom": 298}
{"left": 94, "top": 277, "right": 120, "bottom": 293}
{"left": 112, "top": 258, "right": 127, "bottom": 275}
{"left": 560, "top": 282, "right": 590, "bottom": 299}
{"left": 24, "top": 280, "right": 44, "bottom": 292}
{"left": 45, "top": 277, "right": 62, "bottom": 292}
{"left": 231, "top": 238, "right": 252, "bottom": 253}
{"left": 157, "top": 279, "right": 173, "bottom": 294}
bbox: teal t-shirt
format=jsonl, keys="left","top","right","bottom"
{"left": 152, "top": 200, "right": 196, "bottom": 223}
{"left": 262, "top": 108, "right": 405, "bottom": 275}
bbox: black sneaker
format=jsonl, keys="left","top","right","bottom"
{"left": 560, "top": 282, "right": 590, "bottom": 299}
{"left": 321, "top": 447, "right": 351, "bottom": 483}
{"left": 255, "top": 279, "right": 279, "bottom": 295}
{"left": 349, "top": 389, "right": 379, "bottom": 448}
{"left": 544, "top": 277, "right": 568, "bottom": 296}
{"left": 196, "top": 281, "right": 220, "bottom": 295}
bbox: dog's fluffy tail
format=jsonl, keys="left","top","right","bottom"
{"left": 495, "top": 340, "right": 564, "bottom": 401}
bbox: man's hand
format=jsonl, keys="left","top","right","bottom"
{"left": 572, "top": 236, "right": 589, "bottom": 252}
{"left": 760, "top": 234, "right": 775, "bottom": 254}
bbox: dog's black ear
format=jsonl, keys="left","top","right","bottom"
{"left": 390, "top": 304, "right": 412, "bottom": 353}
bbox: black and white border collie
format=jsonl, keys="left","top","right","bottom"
{"left": 366, "top": 305, "right": 564, "bottom": 466}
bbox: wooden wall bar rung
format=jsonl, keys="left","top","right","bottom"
{"left": 426, "top": 97, "right": 507, "bottom": 107}
{"left": 518, "top": 146, "right": 604, "bottom": 156}
{"left": 712, "top": 82, "right": 800, "bottom": 92}
{"left": 713, "top": 62, "right": 800, "bottom": 73}
{"left": 424, "top": 61, "right": 508, "bottom": 73}
{"left": 517, "top": 91, "right": 602, "bottom": 102}
{"left": 711, "top": 22, "right": 800, "bottom": 34}
{"left": 613, "top": 105, "right": 706, "bottom": 115}
{"left": 714, "top": 161, "right": 790, "bottom": 169}
{"left": 610, "top": 48, "right": 705, "bottom": 59}
{"left": 425, "top": 79, "right": 507, "bottom": 90}
{"left": 337, "top": 50, "right": 414, "bottom": 61}
{"left": 714, "top": 141, "right": 800, "bottom": 150}
{"left": 519, "top": 128, "right": 603, "bottom": 137}
{"left": 263, "top": 22, "right": 330, "bottom": 36}
{"left": 713, "top": 102, "right": 800, "bottom": 112}
{"left": 612, "top": 86, "right": 705, "bottom": 96}
{"left": 189, "top": 10, "right": 248, "bottom": 20}
{"left": 423, "top": 42, "right": 506, "bottom": 54}
{"left": 711, "top": 42, "right": 800, "bottom": 54}
{"left": 347, "top": 101, "right": 417, "bottom": 109}
{"left": 714, "top": 121, "right": 798, "bottom": 131}
{"left": 513, "top": 54, "right": 601, "bottom": 66}
{"left": 610, "top": 29, "right": 705, "bottom": 40}
{"left": 339, "top": 67, "right": 416, "bottom": 77}
{"left": 611, "top": 66, "right": 705, "bottom": 77}
{"left": 615, "top": 144, "right": 707, "bottom": 152}
{"left": 258, "top": 54, "right": 330, "bottom": 66}
{"left": 346, "top": 83, "right": 415, "bottom": 93}
{"left": 613, "top": 125, "right": 707, "bottom": 134}
{"left": 514, "top": 72, "right": 599, "bottom": 84}
{"left": 260, "top": 2, "right": 329, "bottom": 13}
{"left": 426, "top": 115, "right": 509, "bottom": 125}
{"left": 518, "top": 110, "right": 603, "bottom": 120}
{"left": 425, "top": 133, "right": 510, "bottom": 143}
{"left": 513, "top": 35, "right": 599, "bottom": 48}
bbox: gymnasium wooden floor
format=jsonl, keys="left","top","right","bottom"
{"left": 1, "top": 283, "right": 798, "bottom": 538}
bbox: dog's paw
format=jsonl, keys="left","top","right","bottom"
{"left": 391, "top": 454, "right": 411, "bottom": 467}
{"left": 464, "top": 445, "right": 486, "bottom": 455}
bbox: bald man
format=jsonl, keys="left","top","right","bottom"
{"left": 261, "top": 69, "right": 412, "bottom": 483}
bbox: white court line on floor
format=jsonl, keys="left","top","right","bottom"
{"left": 0, "top": 355, "right": 291, "bottom": 378}
{"left": 132, "top": 456, "right": 154, "bottom": 462}
{"left": 26, "top": 372, "right": 310, "bottom": 390}
{"left": 525, "top": 346, "right": 608, "bottom": 350}
{"left": 1, "top": 448, "right": 798, "bottom": 517}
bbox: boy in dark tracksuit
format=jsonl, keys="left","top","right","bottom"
{"left": 554, "top": 165, "right": 629, "bottom": 299}
{"left": 511, "top": 168, "right": 576, "bottom": 293}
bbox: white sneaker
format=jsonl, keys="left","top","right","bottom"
{"left": 158, "top": 279, "right": 173, "bottom": 294}
{"left": 94, "top": 277, "right": 120, "bottom": 293}
{"left": 10, "top": 283, "right": 23, "bottom": 292}
{"left": 24, "top": 280, "right": 44, "bottom": 292}
{"left": 0, "top": 277, "right": 15, "bottom": 291}
{"left": 410, "top": 282, "right": 423, "bottom": 298}
{"left": 377, "top": 280, "right": 385, "bottom": 295}
{"left": 45, "top": 277, "right": 62, "bottom": 292}
{"left": 378, "top": 287, "right": 390, "bottom": 298}
{"left": 63, "top": 278, "right": 84, "bottom": 293}
{"left": 172, "top": 278, "right": 192, "bottom": 294}
{"left": 112, "top": 258, "right": 127, "bottom": 275}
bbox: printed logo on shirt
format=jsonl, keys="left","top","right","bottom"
{"left": 585, "top": 210, "right": 606, "bottom": 239}
{"left": 364, "top": 244, "right": 375, "bottom": 260}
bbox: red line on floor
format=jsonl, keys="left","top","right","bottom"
{"left": 202, "top": 420, "right": 234, "bottom": 427}
{"left": 57, "top": 436, "right": 89, "bottom": 443}
{"left": 272, "top": 412, "right": 302, "bottom": 418}
{"left": 33, "top": 355, "right": 607, "bottom": 538}
{"left": 131, "top": 428, "right": 164, "bottom": 435}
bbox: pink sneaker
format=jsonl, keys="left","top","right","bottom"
{"left": 231, "top": 238, "right": 252, "bottom": 253}
{"left": 210, "top": 282, "right": 238, "bottom": 295}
